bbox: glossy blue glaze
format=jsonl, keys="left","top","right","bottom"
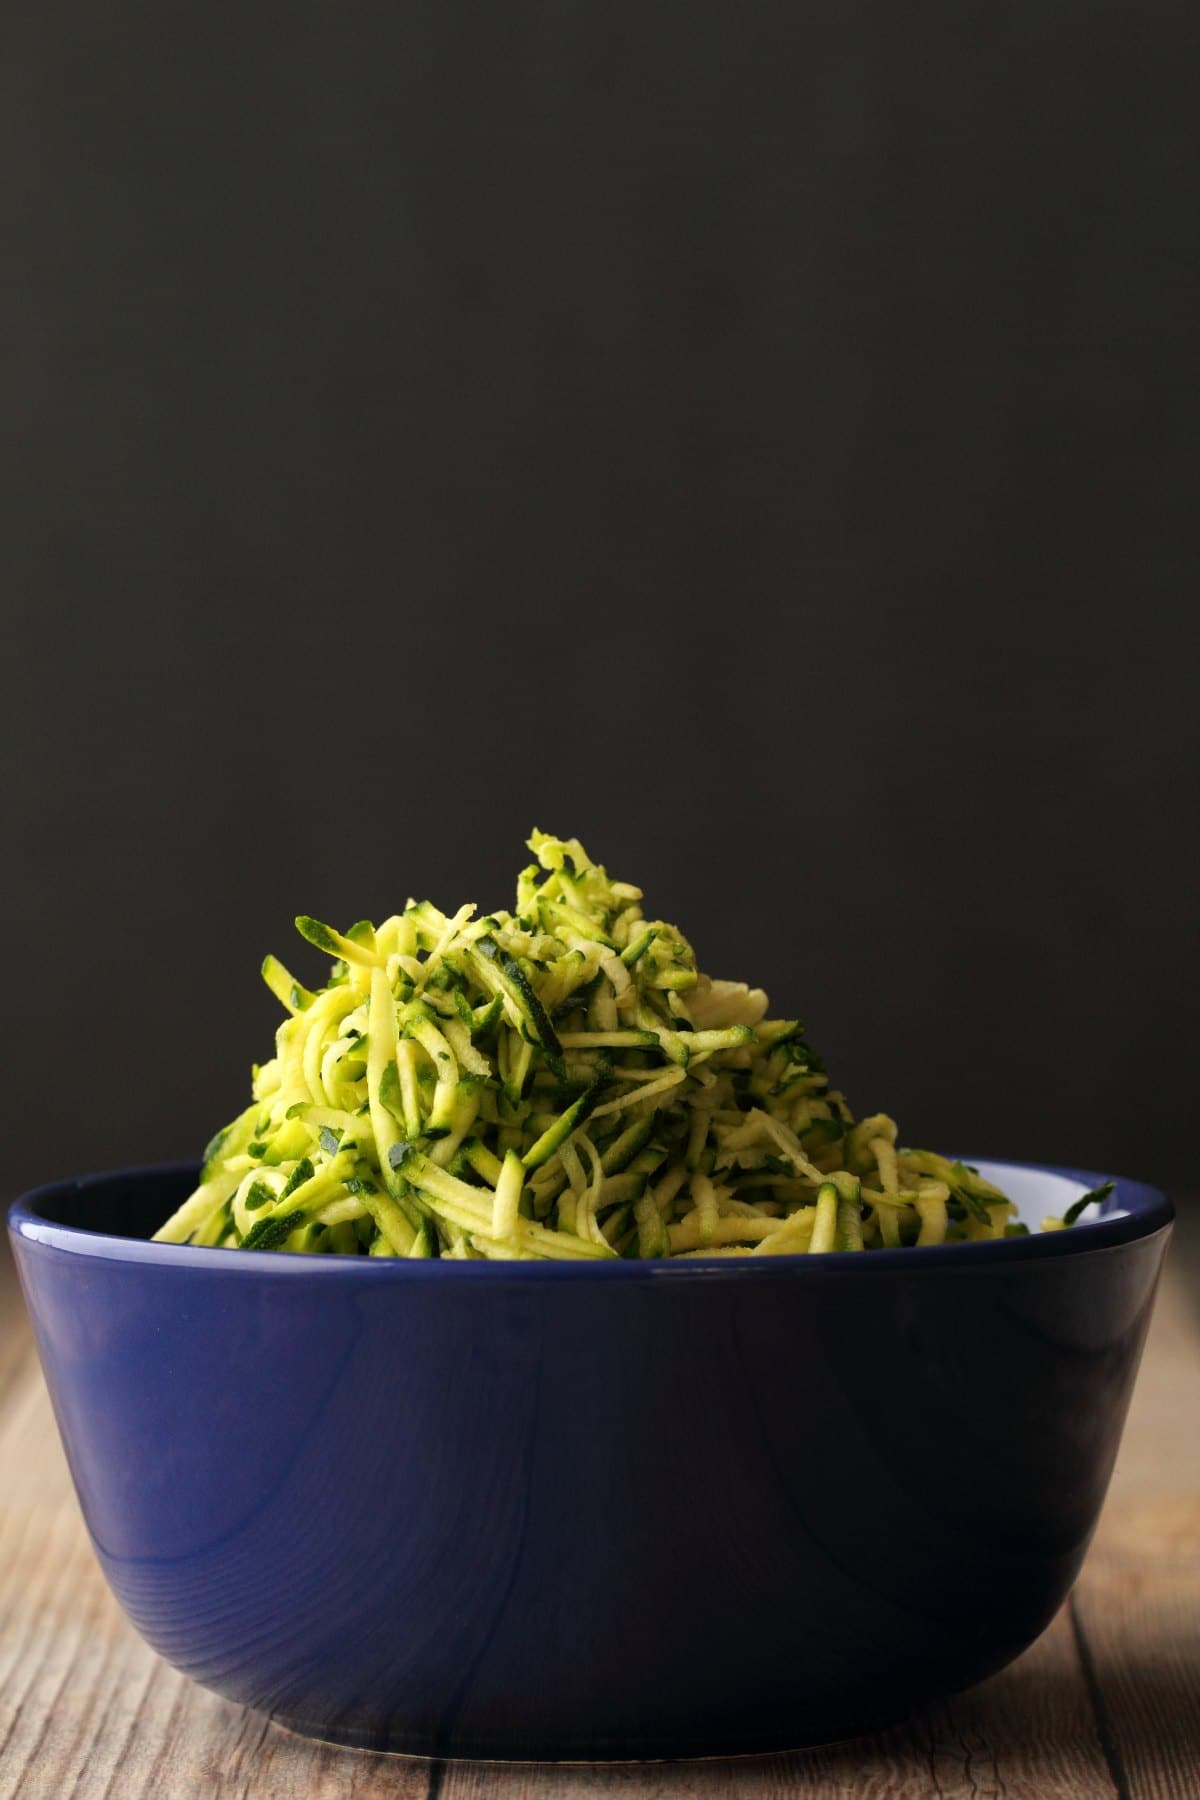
{"left": 8, "top": 1161, "right": 1173, "bottom": 1760}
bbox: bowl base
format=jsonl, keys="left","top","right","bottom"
{"left": 266, "top": 1706, "right": 908, "bottom": 1764}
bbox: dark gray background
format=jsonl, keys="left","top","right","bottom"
{"left": 3, "top": 3, "right": 1196, "bottom": 1201}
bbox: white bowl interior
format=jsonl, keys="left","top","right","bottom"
{"left": 971, "top": 1159, "right": 1115, "bottom": 1230}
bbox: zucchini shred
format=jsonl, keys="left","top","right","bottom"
{"left": 156, "top": 832, "right": 1107, "bottom": 1260}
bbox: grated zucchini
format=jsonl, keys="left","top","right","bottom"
{"left": 154, "top": 832, "right": 1092, "bottom": 1259}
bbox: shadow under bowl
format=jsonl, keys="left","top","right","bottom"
{"left": 7, "top": 1159, "right": 1173, "bottom": 1760}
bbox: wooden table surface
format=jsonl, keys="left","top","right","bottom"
{"left": 2, "top": 1215, "right": 1197, "bottom": 1800}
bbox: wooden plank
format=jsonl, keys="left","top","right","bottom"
{"left": 1072, "top": 1564, "right": 1200, "bottom": 1800}
{"left": 0, "top": 1237, "right": 28, "bottom": 1410}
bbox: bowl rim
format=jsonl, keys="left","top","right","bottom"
{"left": 7, "top": 1157, "right": 1174, "bottom": 1280}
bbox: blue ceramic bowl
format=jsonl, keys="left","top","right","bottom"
{"left": 8, "top": 1159, "right": 1172, "bottom": 1761}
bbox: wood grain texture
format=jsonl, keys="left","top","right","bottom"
{"left": 0, "top": 1238, "right": 27, "bottom": 1411}
{"left": 2, "top": 1216, "right": 1197, "bottom": 1800}
{"left": 1074, "top": 1565, "right": 1200, "bottom": 1800}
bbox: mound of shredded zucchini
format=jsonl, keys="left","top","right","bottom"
{"left": 157, "top": 832, "right": 1110, "bottom": 1259}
